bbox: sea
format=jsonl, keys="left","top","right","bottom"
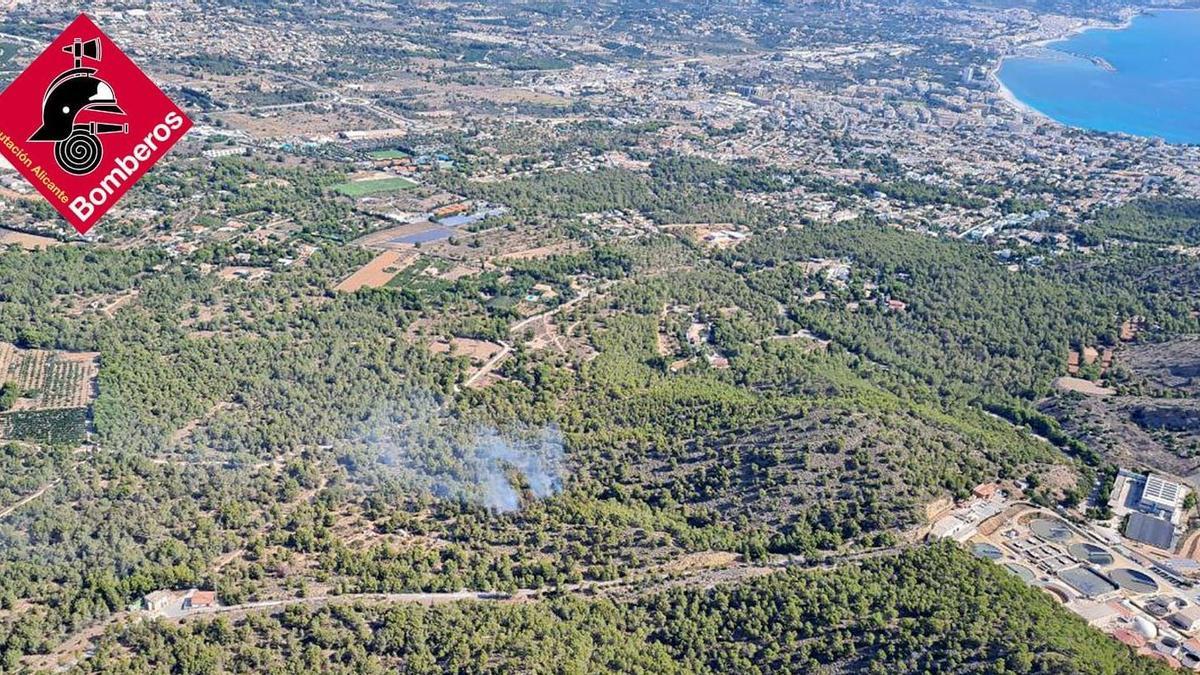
{"left": 996, "top": 10, "right": 1200, "bottom": 144}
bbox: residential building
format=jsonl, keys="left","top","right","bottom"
{"left": 183, "top": 589, "right": 217, "bottom": 610}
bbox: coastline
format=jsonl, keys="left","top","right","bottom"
{"left": 987, "top": 8, "right": 1141, "bottom": 123}
{"left": 1024, "top": 9, "right": 1138, "bottom": 51}
{"left": 993, "top": 75, "right": 1040, "bottom": 118}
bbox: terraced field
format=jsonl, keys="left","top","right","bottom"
{"left": 0, "top": 343, "right": 97, "bottom": 442}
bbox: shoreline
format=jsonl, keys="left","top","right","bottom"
{"left": 1024, "top": 9, "right": 1138, "bottom": 51}
{"left": 992, "top": 72, "right": 1039, "bottom": 118}
{"left": 987, "top": 8, "right": 1143, "bottom": 124}
{"left": 986, "top": 7, "right": 1200, "bottom": 145}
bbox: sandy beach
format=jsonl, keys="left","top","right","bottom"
{"left": 993, "top": 75, "right": 1040, "bottom": 118}
{"left": 988, "top": 9, "right": 1140, "bottom": 120}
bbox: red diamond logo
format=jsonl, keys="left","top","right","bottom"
{"left": 0, "top": 14, "right": 191, "bottom": 234}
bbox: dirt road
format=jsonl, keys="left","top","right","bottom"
{"left": 0, "top": 481, "right": 57, "bottom": 520}
{"left": 462, "top": 286, "right": 602, "bottom": 387}
{"left": 463, "top": 340, "right": 512, "bottom": 387}
{"left": 35, "top": 540, "right": 912, "bottom": 671}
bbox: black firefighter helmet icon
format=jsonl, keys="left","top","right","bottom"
{"left": 27, "top": 37, "right": 128, "bottom": 176}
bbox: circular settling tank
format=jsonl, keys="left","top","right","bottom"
{"left": 1110, "top": 568, "right": 1159, "bottom": 594}
{"left": 1069, "top": 542, "right": 1115, "bottom": 566}
{"left": 1030, "top": 518, "right": 1073, "bottom": 542}
{"left": 1004, "top": 563, "right": 1037, "bottom": 582}
{"left": 973, "top": 543, "right": 1004, "bottom": 560}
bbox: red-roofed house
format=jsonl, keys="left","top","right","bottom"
{"left": 184, "top": 589, "right": 216, "bottom": 610}
{"left": 1184, "top": 636, "right": 1200, "bottom": 658}
{"left": 1141, "top": 649, "right": 1182, "bottom": 669}
{"left": 972, "top": 483, "right": 999, "bottom": 500}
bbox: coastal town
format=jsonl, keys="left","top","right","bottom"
{"left": 0, "top": 1, "right": 1196, "bottom": 256}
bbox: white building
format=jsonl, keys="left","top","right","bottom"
{"left": 1142, "top": 474, "right": 1183, "bottom": 515}
{"left": 929, "top": 515, "right": 976, "bottom": 542}
{"left": 203, "top": 146, "right": 249, "bottom": 159}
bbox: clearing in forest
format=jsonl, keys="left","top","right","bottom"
{"left": 1052, "top": 376, "right": 1115, "bottom": 397}
{"left": 0, "top": 228, "right": 58, "bottom": 250}
{"left": 428, "top": 337, "right": 504, "bottom": 365}
{"left": 335, "top": 250, "right": 419, "bottom": 292}
{"left": 334, "top": 176, "right": 418, "bottom": 197}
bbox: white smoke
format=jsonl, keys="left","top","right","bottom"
{"left": 472, "top": 426, "right": 565, "bottom": 511}
{"left": 351, "top": 393, "right": 566, "bottom": 513}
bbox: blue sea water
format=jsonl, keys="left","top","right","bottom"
{"left": 997, "top": 10, "right": 1200, "bottom": 144}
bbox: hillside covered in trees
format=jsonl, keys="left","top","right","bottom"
{"left": 85, "top": 545, "right": 1169, "bottom": 675}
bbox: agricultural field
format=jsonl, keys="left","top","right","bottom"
{"left": 334, "top": 249, "right": 419, "bottom": 291}
{"left": 333, "top": 176, "right": 418, "bottom": 197}
{"left": 367, "top": 149, "right": 408, "bottom": 160}
{"left": 384, "top": 256, "right": 460, "bottom": 292}
{"left": 0, "top": 408, "right": 87, "bottom": 445}
{"left": 0, "top": 228, "right": 59, "bottom": 250}
{"left": 0, "top": 343, "right": 47, "bottom": 394}
{"left": 0, "top": 343, "right": 97, "bottom": 443}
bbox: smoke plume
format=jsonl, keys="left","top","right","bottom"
{"left": 350, "top": 393, "right": 566, "bottom": 513}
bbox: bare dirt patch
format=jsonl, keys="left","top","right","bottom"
{"left": 428, "top": 337, "right": 504, "bottom": 365}
{"left": 217, "top": 266, "right": 272, "bottom": 282}
{"left": 494, "top": 241, "right": 582, "bottom": 262}
{"left": 657, "top": 551, "right": 740, "bottom": 574}
{"left": 335, "top": 250, "right": 418, "bottom": 292}
{"left": 1123, "top": 336, "right": 1200, "bottom": 395}
{"left": 465, "top": 372, "right": 507, "bottom": 389}
{"left": 213, "top": 104, "right": 385, "bottom": 140}
{"left": 66, "top": 290, "right": 140, "bottom": 318}
{"left": 0, "top": 228, "right": 58, "bottom": 250}
{"left": 1053, "top": 376, "right": 1115, "bottom": 397}
{"left": 1181, "top": 530, "right": 1200, "bottom": 562}
{"left": 1043, "top": 336, "right": 1200, "bottom": 478}
{"left": 1043, "top": 395, "right": 1200, "bottom": 478}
